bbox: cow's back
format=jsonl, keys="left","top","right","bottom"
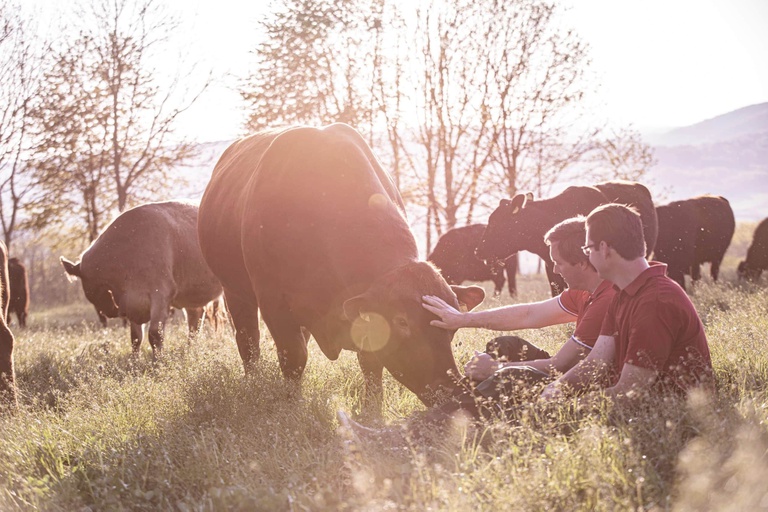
{"left": 198, "top": 128, "right": 292, "bottom": 298}
{"left": 654, "top": 200, "right": 698, "bottom": 271}
{"left": 240, "top": 126, "right": 417, "bottom": 308}
{"left": 690, "top": 195, "right": 735, "bottom": 264}
{"left": 594, "top": 181, "right": 658, "bottom": 257}
{"left": 83, "top": 201, "right": 219, "bottom": 305}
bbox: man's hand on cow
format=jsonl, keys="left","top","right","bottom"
{"left": 422, "top": 295, "right": 467, "bottom": 330}
{"left": 464, "top": 351, "right": 503, "bottom": 381}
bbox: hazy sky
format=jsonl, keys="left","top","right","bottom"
{"left": 178, "top": 0, "right": 768, "bottom": 141}
{"left": 27, "top": 0, "right": 768, "bottom": 142}
{"left": 563, "top": 0, "right": 768, "bottom": 131}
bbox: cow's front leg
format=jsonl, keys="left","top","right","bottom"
{"left": 259, "top": 297, "right": 307, "bottom": 380}
{"left": 357, "top": 350, "right": 384, "bottom": 419}
{"left": 129, "top": 321, "right": 143, "bottom": 354}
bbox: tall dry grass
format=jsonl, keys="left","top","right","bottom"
{"left": 0, "top": 257, "right": 767, "bottom": 510}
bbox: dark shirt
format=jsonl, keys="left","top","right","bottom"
{"left": 600, "top": 262, "right": 713, "bottom": 392}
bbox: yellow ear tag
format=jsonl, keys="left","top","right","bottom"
{"left": 459, "top": 303, "right": 468, "bottom": 313}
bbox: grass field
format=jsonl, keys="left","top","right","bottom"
{"left": 1, "top": 232, "right": 767, "bottom": 510}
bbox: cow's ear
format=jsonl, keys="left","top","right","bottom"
{"left": 60, "top": 257, "right": 81, "bottom": 280}
{"left": 451, "top": 285, "right": 485, "bottom": 312}
{"left": 507, "top": 193, "right": 531, "bottom": 214}
{"left": 342, "top": 293, "right": 371, "bottom": 321}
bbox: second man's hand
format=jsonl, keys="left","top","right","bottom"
{"left": 464, "top": 350, "right": 503, "bottom": 381}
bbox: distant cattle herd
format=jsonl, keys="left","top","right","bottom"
{"left": 0, "top": 122, "right": 767, "bottom": 408}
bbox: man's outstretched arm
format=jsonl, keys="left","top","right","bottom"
{"left": 422, "top": 294, "right": 574, "bottom": 331}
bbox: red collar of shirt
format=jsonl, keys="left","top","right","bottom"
{"left": 614, "top": 261, "right": 668, "bottom": 297}
{"left": 592, "top": 279, "right": 615, "bottom": 299}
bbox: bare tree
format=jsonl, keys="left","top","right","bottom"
{"left": 584, "top": 126, "right": 656, "bottom": 182}
{"left": 31, "top": 0, "right": 208, "bottom": 243}
{"left": 0, "top": 0, "right": 45, "bottom": 250}
{"left": 241, "top": 0, "right": 374, "bottom": 131}
{"left": 406, "top": 1, "right": 499, "bottom": 250}
{"left": 241, "top": 0, "right": 657, "bottom": 256}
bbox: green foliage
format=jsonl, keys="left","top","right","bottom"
{"left": 1, "top": 275, "right": 767, "bottom": 510}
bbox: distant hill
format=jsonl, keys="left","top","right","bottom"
{"left": 645, "top": 103, "right": 768, "bottom": 222}
{"left": 649, "top": 102, "right": 768, "bottom": 146}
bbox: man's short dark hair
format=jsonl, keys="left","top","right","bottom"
{"left": 586, "top": 203, "right": 646, "bottom": 260}
{"left": 544, "top": 216, "right": 593, "bottom": 268}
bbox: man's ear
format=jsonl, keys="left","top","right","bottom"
{"left": 451, "top": 285, "right": 485, "bottom": 312}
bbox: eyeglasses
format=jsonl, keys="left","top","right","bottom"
{"left": 581, "top": 243, "right": 600, "bottom": 256}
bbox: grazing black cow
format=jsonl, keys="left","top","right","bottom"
{"left": 475, "top": 181, "right": 658, "bottom": 296}
{"left": 428, "top": 224, "right": 518, "bottom": 296}
{"left": 0, "top": 241, "right": 16, "bottom": 406}
{"left": 738, "top": 217, "right": 768, "bottom": 281}
{"left": 61, "top": 201, "right": 224, "bottom": 356}
{"left": 653, "top": 195, "right": 735, "bottom": 290}
{"left": 198, "top": 124, "right": 485, "bottom": 407}
{"left": 7, "top": 258, "right": 29, "bottom": 328}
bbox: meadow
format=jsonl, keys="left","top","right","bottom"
{"left": 1, "top": 223, "right": 767, "bottom": 511}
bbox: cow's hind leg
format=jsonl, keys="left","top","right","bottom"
{"left": 357, "top": 350, "right": 384, "bottom": 418}
{"left": 224, "top": 289, "right": 261, "bottom": 372}
{"left": 147, "top": 299, "right": 171, "bottom": 358}
{"left": 690, "top": 263, "right": 702, "bottom": 285}
{"left": 711, "top": 258, "right": 723, "bottom": 281}
{"left": 259, "top": 297, "right": 307, "bottom": 380}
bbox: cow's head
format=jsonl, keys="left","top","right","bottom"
{"left": 342, "top": 261, "right": 485, "bottom": 407}
{"left": 738, "top": 260, "right": 763, "bottom": 281}
{"left": 61, "top": 256, "right": 120, "bottom": 319}
{"left": 475, "top": 192, "right": 535, "bottom": 270}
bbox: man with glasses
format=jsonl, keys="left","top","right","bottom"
{"left": 422, "top": 216, "right": 616, "bottom": 409}
{"left": 541, "top": 204, "right": 713, "bottom": 402}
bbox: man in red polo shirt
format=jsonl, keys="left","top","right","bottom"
{"left": 422, "top": 217, "right": 615, "bottom": 405}
{"left": 541, "top": 204, "right": 714, "bottom": 402}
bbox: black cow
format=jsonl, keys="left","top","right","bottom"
{"left": 198, "top": 124, "right": 485, "bottom": 408}
{"left": 428, "top": 224, "right": 517, "bottom": 295}
{"left": 653, "top": 195, "right": 735, "bottom": 290}
{"left": 7, "top": 258, "right": 29, "bottom": 328}
{"left": 738, "top": 217, "right": 768, "bottom": 281}
{"left": 475, "top": 181, "right": 658, "bottom": 296}
{"left": 0, "top": 241, "right": 16, "bottom": 406}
